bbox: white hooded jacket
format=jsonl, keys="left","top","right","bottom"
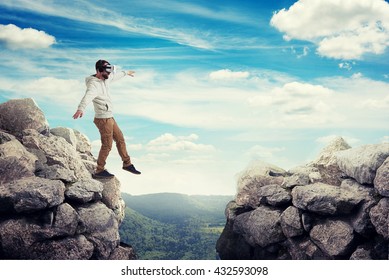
{"left": 77, "top": 71, "right": 127, "bottom": 118}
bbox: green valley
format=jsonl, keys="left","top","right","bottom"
{"left": 119, "top": 193, "right": 233, "bottom": 260}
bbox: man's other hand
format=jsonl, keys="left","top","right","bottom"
{"left": 73, "top": 110, "right": 83, "bottom": 119}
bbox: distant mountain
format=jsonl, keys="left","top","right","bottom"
{"left": 119, "top": 193, "right": 233, "bottom": 260}
{"left": 121, "top": 192, "right": 233, "bottom": 224}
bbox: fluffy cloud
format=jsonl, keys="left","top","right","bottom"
{"left": 146, "top": 133, "right": 215, "bottom": 153}
{"left": 0, "top": 24, "right": 56, "bottom": 50}
{"left": 270, "top": 0, "right": 389, "bottom": 59}
{"left": 6, "top": 77, "right": 83, "bottom": 105}
{"left": 246, "top": 145, "right": 286, "bottom": 162}
{"left": 209, "top": 69, "right": 250, "bottom": 80}
{"left": 249, "top": 81, "right": 334, "bottom": 124}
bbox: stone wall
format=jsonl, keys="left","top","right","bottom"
{"left": 217, "top": 137, "right": 389, "bottom": 260}
{"left": 0, "top": 98, "right": 136, "bottom": 259}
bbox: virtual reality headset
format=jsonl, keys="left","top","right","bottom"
{"left": 102, "top": 64, "right": 116, "bottom": 73}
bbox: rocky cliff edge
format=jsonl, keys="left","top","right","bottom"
{"left": 0, "top": 98, "right": 136, "bottom": 260}
{"left": 217, "top": 136, "right": 389, "bottom": 260}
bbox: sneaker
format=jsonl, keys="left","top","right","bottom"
{"left": 123, "top": 164, "right": 141, "bottom": 175}
{"left": 92, "top": 169, "right": 115, "bottom": 179}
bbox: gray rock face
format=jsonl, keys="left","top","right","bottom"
{"left": 310, "top": 219, "right": 355, "bottom": 256}
{"left": 233, "top": 206, "right": 285, "bottom": 247}
{"left": 291, "top": 183, "right": 364, "bottom": 215}
{"left": 374, "top": 157, "right": 389, "bottom": 197}
{"left": 0, "top": 98, "right": 49, "bottom": 137}
{"left": 217, "top": 137, "right": 389, "bottom": 260}
{"left": 335, "top": 143, "right": 389, "bottom": 185}
{"left": 0, "top": 177, "right": 65, "bottom": 213}
{"left": 0, "top": 98, "right": 134, "bottom": 260}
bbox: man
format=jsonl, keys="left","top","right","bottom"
{"left": 73, "top": 59, "right": 141, "bottom": 178}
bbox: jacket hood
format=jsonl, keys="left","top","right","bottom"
{"left": 85, "top": 75, "right": 100, "bottom": 86}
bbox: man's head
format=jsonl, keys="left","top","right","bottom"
{"left": 95, "top": 59, "right": 114, "bottom": 80}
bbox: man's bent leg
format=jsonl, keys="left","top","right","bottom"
{"left": 94, "top": 118, "right": 114, "bottom": 173}
{"left": 112, "top": 118, "right": 132, "bottom": 167}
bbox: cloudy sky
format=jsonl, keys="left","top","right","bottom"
{"left": 0, "top": 0, "right": 388, "bottom": 196}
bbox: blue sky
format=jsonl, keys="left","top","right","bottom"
{"left": 1, "top": 0, "right": 388, "bottom": 195}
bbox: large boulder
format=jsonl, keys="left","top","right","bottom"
{"left": 374, "top": 157, "right": 389, "bottom": 197}
{"left": 335, "top": 143, "right": 389, "bottom": 185}
{"left": 310, "top": 136, "right": 351, "bottom": 185}
{"left": 310, "top": 219, "right": 355, "bottom": 257}
{"left": 235, "top": 161, "right": 286, "bottom": 207}
{"left": 0, "top": 98, "right": 49, "bottom": 137}
{"left": 291, "top": 182, "right": 365, "bottom": 215}
{"left": 0, "top": 176, "right": 65, "bottom": 213}
{"left": 22, "top": 129, "right": 90, "bottom": 182}
{"left": 233, "top": 206, "right": 286, "bottom": 247}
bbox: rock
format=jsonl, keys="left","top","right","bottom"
{"left": 341, "top": 179, "right": 378, "bottom": 236}
{"left": 282, "top": 173, "right": 310, "bottom": 189}
{"left": 53, "top": 203, "right": 79, "bottom": 236}
{"left": 0, "top": 98, "right": 49, "bottom": 137}
{"left": 235, "top": 161, "right": 286, "bottom": 207}
{"left": 310, "top": 219, "right": 355, "bottom": 257}
{"left": 310, "top": 136, "right": 351, "bottom": 185}
{"left": 29, "top": 235, "right": 94, "bottom": 260}
{"left": 76, "top": 202, "right": 120, "bottom": 259}
{"left": 65, "top": 179, "right": 104, "bottom": 203}
{"left": 280, "top": 206, "right": 304, "bottom": 238}
{"left": 22, "top": 130, "right": 91, "bottom": 182}
{"left": 0, "top": 177, "right": 65, "bottom": 213}
{"left": 218, "top": 137, "right": 389, "bottom": 260}
{"left": 292, "top": 182, "right": 365, "bottom": 215}
{"left": 50, "top": 127, "right": 77, "bottom": 148}
{"left": 0, "top": 135, "right": 38, "bottom": 183}
{"left": 257, "top": 184, "right": 291, "bottom": 206}
{"left": 374, "top": 157, "right": 389, "bottom": 197}
{"left": 349, "top": 246, "right": 373, "bottom": 260}
{"left": 369, "top": 198, "right": 389, "bottom": 239}
{"left": 233, "top": 206, "right": 286, "bottom": 247}
{"left": 109, "top": 243, "right": 137, "bottom": 260}
{"left": 335, "top": 143, "right": 389, "bottom": 185}
{"left": 74, "top": 129, "right": 92, "bottom": 154}
{"left": 0, "top": 156, "right": 35, "bottom": 184}
{"left": 0, "top": 98, "right": 132, "bottom": 260}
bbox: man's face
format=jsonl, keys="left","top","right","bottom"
{"left": 102, "top": 64, "right": 110, "bottom": 79}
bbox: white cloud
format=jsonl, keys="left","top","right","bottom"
{"left": 339, "top": 62, "right": 354, "bottom": 70}
{"left": 209, "top": 69, "right": 250, "bottom": 80}
{"left": 361, "top": 94, "right": 389, "bottom": 109}
{"left": 247, "top": 145, "right": 286, "bottom": 162}
{"left": 271, "top": 0, "right": 389, "bottom": 59}
{"left": 0, "top": 0, "right": 218, "bottom": 50}
{"left": 2, "top": 68, "right": 389, "bottom": 133}
{"left": 146, "top": 133, "right": 215, "bottom": 153}
{"left": 5, "top": 77, "right": 84, "bottom": 106}
{"left": 249, "top": 81, "right": 334, "bottom": 125}
{"left": 0, "top": 24, "right": 56, "bottom": 50}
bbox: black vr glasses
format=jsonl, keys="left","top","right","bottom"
{"left": 96, "top": 59, "right": 116, "bottom": 73}
{"left": 100, "top": 64, "right": 115, "bottom": 73}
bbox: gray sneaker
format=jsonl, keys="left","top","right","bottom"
{"left": 123, "top": 164, "right": 141, "bottom": 175}
{"left": 92, "top": 169, "right": 115, "bottom": 179}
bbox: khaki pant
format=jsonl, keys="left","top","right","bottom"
{"left": 93, "top": 117, "right": 132, "bottom": 173}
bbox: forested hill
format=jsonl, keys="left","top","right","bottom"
{"left": 121, "top": 193, "right": 232, "bottom": 224}
{"left": 119, "top": 193, "right": 233, "bottom": 260}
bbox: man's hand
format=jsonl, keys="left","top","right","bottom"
{"left": 73, "top": 110, "right": 83, "bottom": 119}
{"left": 127, "top": 70, "right": 135, "bottom": 77}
